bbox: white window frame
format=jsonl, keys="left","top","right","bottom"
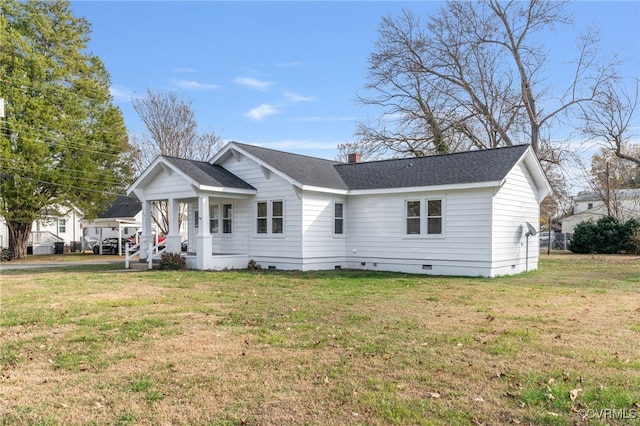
{"left": 222, "top": 203, "right": 233, "bottom": 235}
{"left": 254, "top": 200, "right": 285, "bottom": 236}
{"left": 333, "top": 202, "right": 345, "bottom": 236}
{"left": 405, "top": 200, "right": 421, "bottom": 235}
{"left": 256, "top": 201, "right": 268, "bottom": 234}
{"left": 58, "top": 218, "right": 66, "bottom": 234}
{"left": 404, "top": 197, "right": 445, "bottom": 238}
{"left": 426, "top": 198, "right": 443, "bottom": 235}
{"left": 210, "top": 204, "right": 219, "bottom": 234}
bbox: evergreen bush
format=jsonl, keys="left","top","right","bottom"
{"left": 159, "top": 252, "right": 186, "bottom": 270}
{"left": 569, "top": 216, "right": 640, "bottom": 254}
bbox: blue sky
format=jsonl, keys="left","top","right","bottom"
{"left": 71, "top": 1, "right": 640, "bottom": 162}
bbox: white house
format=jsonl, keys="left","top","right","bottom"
{"left": 561, "top": 189, "right": 640, "bottom": 234}
{"left": 0, "top": 205, "right": 82, "bottom": 254}
{"left": 127, "top": 142, "right": 551, "bottom": 277}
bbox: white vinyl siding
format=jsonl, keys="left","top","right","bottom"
{"left": 141, "top": 168, "right": 197, "bottom": 200}
{"left": 219, "top": 154, "right": 302, "bottom": 265}
{"left": 301, "top": 193, "right": 347, "bottom": 268}
{"left": 491, "top": 162, "right": 541, "bottom": 275}
{"left": 346, "top": 190, "right": 493, "bottom": 275}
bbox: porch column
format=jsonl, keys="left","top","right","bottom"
{"left": 141, "top": 200, "right": 153, "bottom": 260}
{"left": 196, "top": 194, "right": 212, "bottom": 270}
{"left": 165, "top": 197, "right": 181, "bottom": 253}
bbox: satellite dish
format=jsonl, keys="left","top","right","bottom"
{"left": 526, "top": 222, "right": 537, "bottom": 237}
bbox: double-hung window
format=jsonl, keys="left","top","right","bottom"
{"left": 406, "top": 201, "right": 421, "bottom": 234}
{"left": 427, "top": 200, "right": 442, "bottom": 234}
{"left": 256, "top": 202, "right": 268, "bottom": 234}
{"left": 405, "top": 198, "right": 443, "bottom": 236}
{"left": 210, "top": 205, "right": 219, "bottom": 233}
{"left": 256, "top": 200, "right": 284, "bottom": 235}
{"left": 272, "top": 201, "right": 283, "bottom": 234}
{"left": 58, "top": 219, "right": 66, "bottom": 234}
{"left": 334, "top": 202, "right": 344, "bottom": 235}
{"left": 222, "top": 204, "right": 232, "bottom": 234}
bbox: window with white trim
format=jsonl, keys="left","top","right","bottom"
{"left": 272, "top": 201, "right": 283, "bottom": 234}
{"left": 58, "top": 219, "right": 66, "bottom": 234}
{"left": 405, "top": 198, "right": 444, "bottom": 236}
{"left": 406, "top": 201, "right": 421, "bottom": 234}
{"left": 256, "top": 202, "right": 267, "bottom": 234}
{"left": 427, "top": 199, "right": 442, "bottom": 234}
{"left": 222, "top": 204, "right": 232, "bottom": 234}
{"left": 255, "top": 200, "right": 284, "bottom": 235}
{"left": 334, "top": 202, "right": 344, "bottom": 235}
{"left": 210, "top": 204, "right": 219, "bottom": 233}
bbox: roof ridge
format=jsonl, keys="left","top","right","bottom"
{"left": 161, "top": 155, "right": 212, "bottom": 164}
{"left": 335, "top": 144, "right": 531, "bottom": 167}
{"left": 230, "top": 141, "right": 342, "bottom": 165}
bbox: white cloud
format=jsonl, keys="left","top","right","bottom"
{"left": 109, "top": 85, "right": 137, "bottom": 102}
{"left": 246, "top": 104, "right": 279, "bottom": 121}
{"left": 284, "top": 91, "right": 314, "bottom": 103}
{"left": 172, "top": 79, "right": 220, "bottom": 90}
{"left": 234, "top": 77, "right": 275, "bottom": 91}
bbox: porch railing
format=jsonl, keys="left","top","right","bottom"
{"left": 125, "top": 242, "right": 166, "bottom": 269}
{"left": 29, "top": 231, "right": 63, "bottom": 246}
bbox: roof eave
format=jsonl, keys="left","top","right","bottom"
{"left": 198, "top": 185, "right": 257, "bottom": 195}
{"left": 348, "top": 180, "right": 504, "bottom": 195}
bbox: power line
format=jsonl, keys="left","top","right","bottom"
{"left": 0, "top": 123, "right": 129, "bottom": 156}
{"left": 0, "top": 174, "right": 126, "bottom": 196}
{"left": 0, "top": 162, "right": 129, "bottom": 188}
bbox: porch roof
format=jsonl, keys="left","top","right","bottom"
{"left": 163, "top": 156, "right": 256, "bottom": 191}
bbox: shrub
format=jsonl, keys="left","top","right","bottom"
{"left": 569, "top": 216, "right": 640, "bottom": 254}
{"left": 158, "top": 252, "right": 186, "bottom": 270}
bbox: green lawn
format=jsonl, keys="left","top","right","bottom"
{"left": 1, "top": 254, "right": 639, "bottom": 425}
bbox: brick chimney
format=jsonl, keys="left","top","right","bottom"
{"left": 348, "top": 153, "right": 362, "bottom": 164}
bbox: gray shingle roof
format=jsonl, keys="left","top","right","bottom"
{"left": 98, "top": 195, "right": 140, "bottom": 219}
{"left": 231, "top": 142, "right": 349, "bottom": 190}
{"left": 163, "top": 156, "right": 256, "bottom": 191}
{"left": 334, "top": 145, "right": 530, "bottom": 190}
{"left": 232, "top": 142, "right": 529, "bottom": 191}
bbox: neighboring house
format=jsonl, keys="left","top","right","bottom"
{"left": 81, "top": 195, "right": 142, "bottom": 250}
{"left": 0, "top": 206, "right": 82, "bottom": 254}
{"left": 561, "top": 189, "right": 640, "bottom": 234}
{"left": 127, "top": 142, "right": 551, "bottom": 277}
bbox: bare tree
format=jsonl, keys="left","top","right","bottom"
{"left": 579, "top": 79, "right": 640, "bottom": 166}
{"left": 131, "top": 89, "right": 224, "bottom": 235}
{"left": 132, "top": 89, "right": 223, "bottom": 169}
{"left": 356, "top": 1, "right": 618, "bottom": 162}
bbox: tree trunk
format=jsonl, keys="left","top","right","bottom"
{"left": 7, "top": 221, "right": 33, "bottom": 260}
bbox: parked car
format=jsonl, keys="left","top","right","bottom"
{"left": 93, "top": 238, "right": 131, "bottom": 255}
{"left": 127, "top": 232, "right": 166, "bottom": 247}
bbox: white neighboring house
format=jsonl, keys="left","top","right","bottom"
{"left": 561, "top": 189, "right": 640, "bottom": 234}
{"left": 0, "top": 206, "right": 83, "bottom": 254}
{"left": 127, "top": 142, "right": 551, "bottom": 277}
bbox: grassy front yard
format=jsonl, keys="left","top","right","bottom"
{"left": 1, "top": 255, "right": 639, "bottom": 425}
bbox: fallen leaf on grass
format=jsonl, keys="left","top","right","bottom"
{"left": 569, "top": 388, "right": 582, "bottom": 401}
